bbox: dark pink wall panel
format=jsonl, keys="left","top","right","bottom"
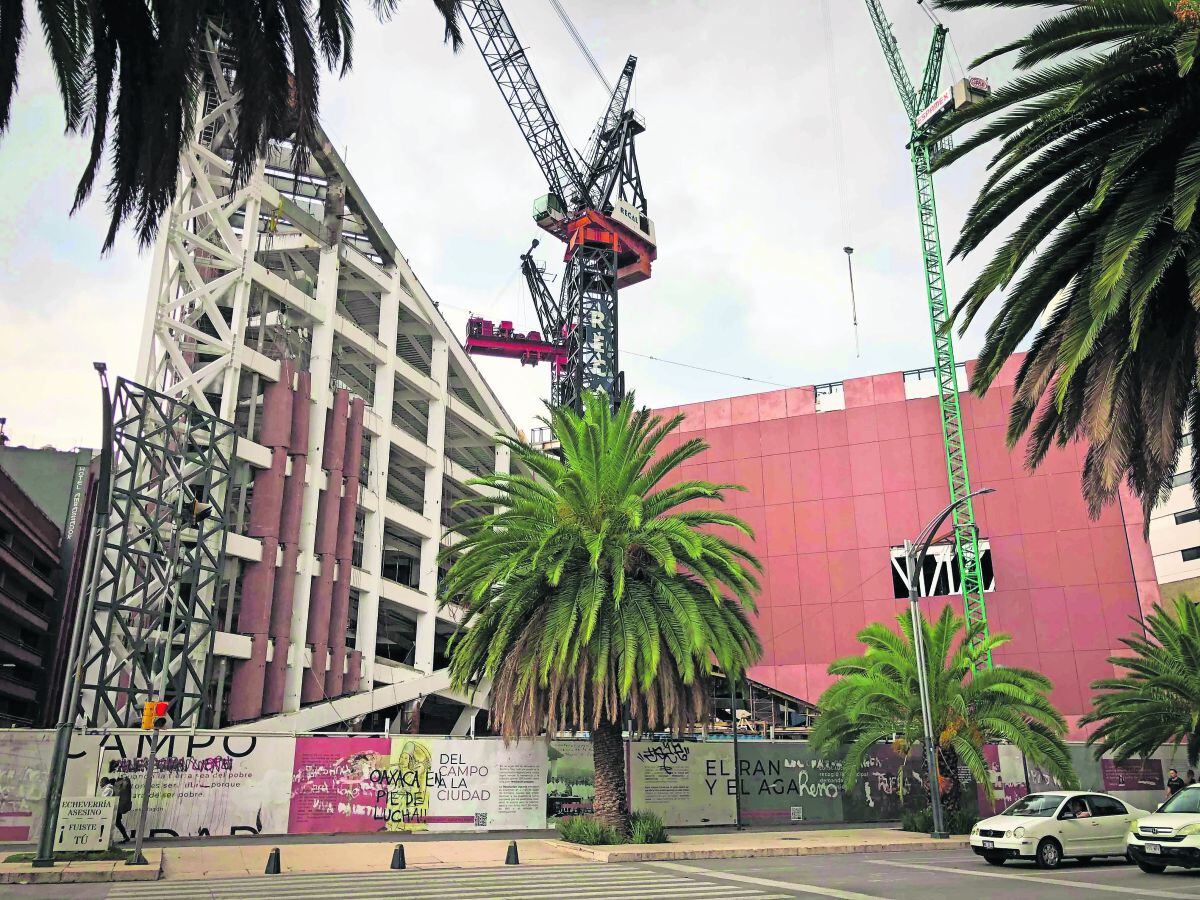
{"left": 652, "top": 353, "right": 1154, "bottom": 738}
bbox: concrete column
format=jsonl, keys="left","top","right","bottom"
{"left": 283, "top": 220, "right": 341, "bottom": 711}
{"left": 355, "top": 271, "right": 399, "bottom": 691}
{"left": 415, "top": 337, "right": 449, "bottom": 674}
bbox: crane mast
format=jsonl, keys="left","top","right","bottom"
{"left": 861, "top": 0, "right": 992, "bottom": 666}
{"left": 459, "top": 0, "right": 656, "bottom": 412}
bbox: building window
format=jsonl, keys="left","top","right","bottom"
{"left": 1172, "top": 470, "right": 1192, "bottom": 488}
{"left": 1182, "top": 546, "right": 1200, "bottom": 562}
{"left": 1175, "top": 509, "right": 1200, "bottom": 526}
{"left": 891, "top": 542, "right": 995, "bottom": 599}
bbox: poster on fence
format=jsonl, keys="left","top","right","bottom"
{"left": 289, "top": 737, "right": 546, "bottom": 833}
{"left": 547, "top": 740, "right": 594, "bottom": 825}
{"left": 84, "top": 731, "right": 293, "bottom": 838}
{"left": 735, "top": 743, "right": 845, "bottom": 825}
{"left": 0, "top": 730, "right": 95, "bottom": 841}
{"left": 1101, "top": 758, "right": 1164, "bottom": 793}
{"left": 977, "top": 744, "right": 1028, "bottom": 816}
{"left": 630, "top": 740, "right": 736, "bottom": 827}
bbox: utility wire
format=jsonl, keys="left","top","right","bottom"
{"left": 545, "top": 0, "right": 612, "bottom": 94}
{"left": 624, "top": 350, "right": 790, "bottom": 388}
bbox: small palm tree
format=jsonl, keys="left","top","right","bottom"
{"left": 440, "top": 393, "right": 762, "bottom": 836}
{"left": 931, "top": 0, "right": 1200, "bottom": 521}
{"left": 810, "top": 605, "right": 1076, "bottom": 814}
{"left": 0, "top": 1, "right": 463, "bottom": 250}
{"left": 1080, "top": 596, "right": 1200, "bottom": 766}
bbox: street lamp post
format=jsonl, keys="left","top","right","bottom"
{"left": 33, "top": 364, "right": 113, "bottom": 867}
{"left": 904, "top": 486, "right": 994, "bottom": 841}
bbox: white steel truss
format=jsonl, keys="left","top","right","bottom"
{"left": 135, "top": 24, "right": 515, "bottom": 729}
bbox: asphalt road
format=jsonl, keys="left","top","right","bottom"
{"left": 10, "top": 849, "right": 1200, "bottom": 899}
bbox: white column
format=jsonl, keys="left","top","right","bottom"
{"left": 357, "top": 270, "right": 400, "bottom": 689}
{"left": 283, "top": 236, "right": 340, "bottom": 711}
{"left": 415, "top": 337, "right": 449, "bottom": 673}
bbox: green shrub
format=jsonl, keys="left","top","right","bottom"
{"left": 629, "top": 809, "right": 668, "bottom": 844}
{"left": 900, "top": 807, "right": 976, "bottom": 835}
{"left": 555, "top": 815, "right": 620, "bottom": 845}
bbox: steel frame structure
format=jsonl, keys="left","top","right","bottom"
{"left": 862, "top": 1, "right": 991, "bottom": 663}
{"left": 78, "top": 379, "right": 236, "bottom": 727}
{"left": 131, "top": 21, "right": 518, "bottom": 731}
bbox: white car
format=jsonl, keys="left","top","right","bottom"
{"left": 1127, "top": 783, "right": 1200, "bottom": 874}
{"left": 970, "top": 791, "right": 1148, "bottom": 869}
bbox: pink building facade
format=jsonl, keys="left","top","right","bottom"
{"left": 651, "top": 354, "right": 1160, "bottom": 739}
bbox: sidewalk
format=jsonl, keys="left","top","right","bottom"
{"left": 158, "top": 827, "right": 966, "bottom": 880}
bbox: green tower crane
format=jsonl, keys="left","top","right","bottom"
{"left": 861, "top": 0, "right": 993, "bottom": 666}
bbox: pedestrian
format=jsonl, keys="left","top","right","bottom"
{"left": 108, "top": 763, "right": 133, "bottom": 843}
{"left": 1167, "top": 768, "right": 1186, "bottom": 797}
{"left": 1188, "top": 769, "right": 1197, "bottom": 786}
{"left": 98, "top": 777, "right": 113, "bottom": 798}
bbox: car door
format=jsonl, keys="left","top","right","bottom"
{"left": 1087, "top": 795, "right": 1132, "bottom": 855}
{"left": 1054, "top": 797, "right": 1096, "bottom": 857}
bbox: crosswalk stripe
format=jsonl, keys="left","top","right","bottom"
{"left": 108, "top": 864, "right": 791, "bottom": 899}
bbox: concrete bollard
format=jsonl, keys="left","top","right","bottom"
{"left": 265, "top": 847, "right": 281, "bottom": 875}
{"left": 505, "top": 840, "right": 520, "bottom": 866}
{"left": 390, "top": 843, "right": 406, "bottom": 870}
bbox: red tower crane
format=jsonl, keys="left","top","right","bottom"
{"left": 459, "top": 3, "right": 655, "bottom": 410}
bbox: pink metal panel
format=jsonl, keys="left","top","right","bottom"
{"left": 345, "top": 650, "right": 362, "bottom": 695}
{"left": 875, "top": 402, "right": 910, "bottom": 440}
{"left": 906, "top": 397, "right": 941, "bottom": 436}
{"left": 731, "top": 423, "right": 761, "bottom": 460}
{"left": 763, "top": 503, "right": 797, "bottom": 557}
{"left": 818, "top": 447, "right": 852, "bottom": 499}
{"left": 263, "top": 638, "right": 290, "bottom": 715}
{"left": 852, "top": 494, "right": 888, "bottom": 549}
{"left": 304, "top": 644, "right": 329, "bottom": 704}
{"left": 824, "top": 497, "right": 858, "bottom": 552}
{"left": 279, "top": 456, "right": 306, "bottom": 544}
{"left": 816, "top": 411, "right": 848, "bottom": 448}
{"left": 871, "top": 373, "right": 905, "bottom": 404}
{"left": 760, "top": 418, "right": 789, "bottom": 455}
{"left": 1031, "top": 588, "right": 1072, "bottom": 651}
{"left": 842, "top": 377, "right": 874, "bottom": 408}
{"left": 878, "top": 439, "right": 916, "bottom": 492}
{"left": 758, "top": 390, "right": 787, "bottom": 421}
{"left": 313, "top": 475, "right": 342, "bottom": 557}
{"left": 760, "top": 454, "right": 792, "bottom": 505}
{"left": 248, "top": 448, "right": 288, "bottom": 538}
{"left": 1057, "top": 529, "right": 1098, "bottom": 586}
{"left": 848, "top": 443, "right": 883, "bottom": 496}
{"left": 1064, "top": 585, "right": 1108, "bottom": 651}
{"left": 703, "top": 398, "right": 732, "bottom": 428}
{"left": 228, "top": 636, "right": 269, "bottom": 723}
{"left": 785, "top": 388, "right": 815, "bottom": 416}
{"left": 845, "top": 407, "right": 878, "bottom": 445}
{"left": 323, "top": 389, "right": 351, "bottom": 472}
{"left": 730, "top": 394, "right": 760, "bottom": 425}
{"left": 766, "top": 555, "right": 800, "bottom": 607}
{"left": 302, "top": 554, "right": 336, "bottom": 703}
{"left": 258, "top": 362, "right": 295, "bottom": 448}
{"left": 788, "top": 450, "right": 822, "bottom": 501}
{"left": 793, "top": 500, "right": 826, "bottom": 554}
{"left": 236, "top": 536, "right": 278, "bottom": 636}
{"left": 290, "top": 371, "right": 312, "bottom": 456}
{"left": 787, "top": 415, "right": 817, "bottom": 452}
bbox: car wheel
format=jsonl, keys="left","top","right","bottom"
{"left": 1036, "top": 838, "right": 1063, "bottom": 869}
{"left": 983, "top": 853, "right": 1006, "bottom": 866}
{"left": 1137, "top": 861, "right": 1167, "bottom": 875}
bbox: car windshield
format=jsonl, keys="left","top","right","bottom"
{"left": 1002, "top": 794, "right": 1064, "bottom": 817}
{"left": 1159, "top": 787, "right": 1200, "bottom": 814}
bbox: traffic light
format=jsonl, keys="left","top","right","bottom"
{"left": 140, "top": 700, "right": 169, "bottom": 730}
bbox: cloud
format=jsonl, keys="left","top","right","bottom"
{"left": 0, "top": 0, "right": 1047, "bottom": 444}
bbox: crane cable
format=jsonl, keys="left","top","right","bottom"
{"left": 545, "top": 0, "right": 612, "bottom": 94}
{"left": 820, "top": 0, "right": 860, "bottom": 356}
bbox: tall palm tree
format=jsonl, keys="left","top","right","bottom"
{"left": 439, "top": 393, "right": 762, "bottom": 836}
{"left": 930, "top": 0, "right": 1200, "bottom": 521}
{"left": 810, "top": 605, "right": 1076, "bottom": 814}
{"left": 1080, "top": 595, "right": 1200, "bottom": 766}
{"left": 0, "top": 1, "right": 463, "bottom": 250}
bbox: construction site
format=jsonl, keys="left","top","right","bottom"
{"left": 1, "top": 0, "right": 1197, "bottom": 856}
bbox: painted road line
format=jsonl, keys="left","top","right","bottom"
{"left": 109, "top": 866, "right": 793, "bottom": 899}
{"left": 867, "top": 860, "right": 1200, "bottom": 898}
{"left": 647, "top": 861, "right": 896, "bottom": 900}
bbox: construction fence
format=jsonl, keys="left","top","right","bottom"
{"left": 0, "top": 730, "right": 1190, "bottom": 841}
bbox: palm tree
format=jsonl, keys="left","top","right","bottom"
{"left": 439, "top": 393, "right": 762, "bottom": 836}
{"left": 1080, "top": 596, "right": 1200, "bottom": 766}
{"left": 930, "top": 0, "right": 1200, "bottom": 522}
{"left": 810, "top": 605, "right": 1076, "bottom": 814}
{"left": 0, "top": 1, "right": 463, "bottom": 250}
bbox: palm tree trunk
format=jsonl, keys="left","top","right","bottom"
{"left": 938, "top": 745, "right": 962, "bottom": 817}
{"left": 591, "top": 719, "right": 630, "bottom": 838}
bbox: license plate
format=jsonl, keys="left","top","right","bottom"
{"left": 1146, "top": 844, "right": 1161, "bottom": 855}
{"left": 983, "top": 841, "right": 994, "bottom": 849}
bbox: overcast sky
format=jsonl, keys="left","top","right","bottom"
{"left": 0, "top": 0, "right": 1047, "bottom": 449}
